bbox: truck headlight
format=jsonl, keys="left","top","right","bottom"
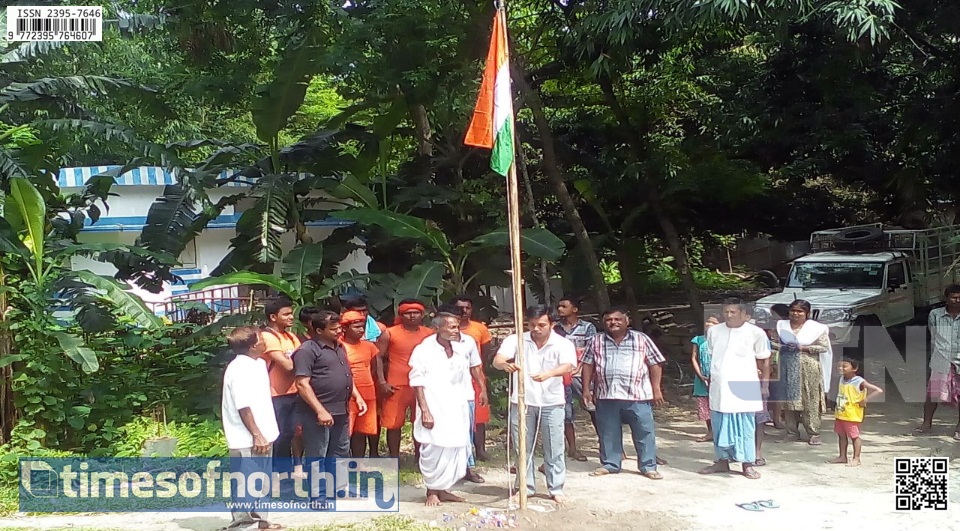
{"left": 819, "top": 309, "right": 853, "bottom": 323}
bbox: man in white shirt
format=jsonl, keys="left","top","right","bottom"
{"left": 493, "top": 305, "right": 576, "bottom": 504}
{"left": 914, "top": 285, "right": 960, "bottom": 435}
{"left": 221, "top": 326, "right": 281, "bottom": 530}
{"left": 699, "top": 299, "right": 771, "bottom": 480}
{"left": 409, "top": 311, "right": 483, "bottom": 507}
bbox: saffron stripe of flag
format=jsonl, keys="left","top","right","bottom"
{"left": 464, "top": 9, "right": 514, "bottom": 177}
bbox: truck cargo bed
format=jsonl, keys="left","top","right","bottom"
{"left": 811, "top": 223, "right": 960, "bottom": 308}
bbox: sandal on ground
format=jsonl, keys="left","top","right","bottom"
{"left": 259, "top": 524, "right": 284, "bottom": 530}
{"left": 641, "top": 470, "right": 663, "bottom": 480}
{"left": 755, "top": 457, "right": 767, "bottom": 467}
{"left": 695, "top": 434, "right": 713, "bottom": 443}
{"left": 807, "top": 436, "right": 823, "bottom": 446}
{"left": 736, "top": 502, "right": 763, "bottom": 512}
{"left": 953, "top": 432, "right": 960, "bottom": 442}
{"left": 656, "top": 456, "right": 668, "bottom": 466}
{"left": 756, "top": 500, "right": 779, "bottom": 509}
{"left": 743, "top": 468, "right": 761, "bottom": 480}
{"left": 569, "top": 452, "right": 588, "bottom": 462}
{"left": 912, "top": 425, "right": 932, "bottom": 435}
{"left": 589, "top": 467, "right": 613, "bottom": 477}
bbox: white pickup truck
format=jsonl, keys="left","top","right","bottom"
{"left": 753, "top": 224, "right": 960, "bottom": 351}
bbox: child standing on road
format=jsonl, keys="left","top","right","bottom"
{"left": 691, "top": 315, "right": 720, "bottom": 442}
{"left": 829, "top": 358, "right": 883, "bottom": 466}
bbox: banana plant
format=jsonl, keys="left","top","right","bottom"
{"left": 0, "top": 177, "right": 166, "bottom": 373}
{"left": 334, "top": 208, "right": 566, "bottom": 293}
{"left": 191, "top": 240, "right": 445, "bottom": 312}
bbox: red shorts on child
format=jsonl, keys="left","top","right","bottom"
{"left": 834, "top": 419, "right": 861, "bottom": 439}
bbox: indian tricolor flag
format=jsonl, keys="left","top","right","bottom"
{"left": 464, "top": 9, "right": 514, "bottom": 177}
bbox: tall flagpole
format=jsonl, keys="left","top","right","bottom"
{"left": 499, "top": 3, "right": 528, "bottom": 512}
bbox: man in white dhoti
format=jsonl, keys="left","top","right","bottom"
{"left": 409, "top": 311, "right": 482, "bottom": 506}
{"left": 698, "top": 298, "right": 771, "bottom": 480}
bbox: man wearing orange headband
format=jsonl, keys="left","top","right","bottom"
{"left": 379, "top": 299, "right": 434, "bottom": 459}
{"left": 340, "top": 310, "right": 380, "bottom": 458}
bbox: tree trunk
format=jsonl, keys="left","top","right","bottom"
{"left": 597, "top": 76, "right": 704, "bottom": 326}
{"left": 409, "top": 103, "right": 433, "bottom": 156}
{"left": 516, "top": 142, "right": 553, "bottom": 304}
{"left": 0, "top": 270, "right": 14, "bottom": 443}
{"left": 614, "top": 240, "right": 641, "bottom": 323}
{"left": 514, "top": 66, "right": 611, "bottom": 310}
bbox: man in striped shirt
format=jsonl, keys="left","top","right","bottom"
{"left": 582, "top": 308, "right": 666, "bottom": 480}
{"left": 914, "top": 284, "right": 960, "bottom": 435}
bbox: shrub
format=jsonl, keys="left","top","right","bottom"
{"left": 0, "top": 443, "right": 82, "bottom": 516}
{"left": 112, "top": 416, "right": 228, "bottom": 458}
{"left": 9, "top": 321, "right": 228, "bottom": 453}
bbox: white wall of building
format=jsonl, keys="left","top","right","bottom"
{"left": 67, "top": 185, "right": 371, "bottom": 304}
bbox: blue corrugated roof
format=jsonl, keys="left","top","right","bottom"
{"left": 81, "top": 214, "right": 353, "bottom": 232}
{"left": 58, "top": 166, "right": 256, "bottom": 188}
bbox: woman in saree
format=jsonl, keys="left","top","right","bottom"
{"left": 775, "top": 300, "right": 832, "bottom": 445}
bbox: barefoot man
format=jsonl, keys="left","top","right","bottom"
{"left": 409, "top": 311, "right": 481, "bottom": 506}
{"left": 699, "top": 298, "right": 771, "bottom": 480}
{"left": 494, "top": 305, "right": 576, "bottom": 504}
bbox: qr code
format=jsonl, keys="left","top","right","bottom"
{"left": 895, "top": 457, "right": 949, "bottom": 510}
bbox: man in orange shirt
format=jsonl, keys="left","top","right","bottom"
{"left": 343, "top": 295, "right": 388, "bottom": 457}
{"left": 379, "top": 299, "right": 435, "bottom": 459}
{"left": 260, "top": 296, "right": 301, "bottom": 469}
{"left": 340, "top": 311, "right": 381, "bottom": 458}
{"left": 452, "top": 295, "right": 492, "bottom": 481}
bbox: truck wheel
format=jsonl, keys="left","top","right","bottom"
{"left": 756, "top": 270, "right": 780, "bottom": 288}
{"left": 849, "top": 315, "right": 882, "bottom": 362}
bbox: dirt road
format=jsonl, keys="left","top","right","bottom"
{"left": 2, "top": 393, "right": 959, "bottom": 531}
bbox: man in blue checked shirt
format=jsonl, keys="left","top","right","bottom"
{"left": 554, "top": 297, "right": 598, "bottom": 462}
{"left": 581, "top": 307, "right": 666, "bottom": 480}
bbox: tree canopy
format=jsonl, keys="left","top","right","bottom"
{"left": 2, "top": 0, "right": 957, "bottom": 316}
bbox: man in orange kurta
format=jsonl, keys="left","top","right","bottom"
{"left": 452, "top": 296, "right": 492, "bottom": 483}
{"left": 380, "top": 300, "right": 435, "bottom": 459}
{"left": 340, "top": 311, "right": 380, "bottom": 458}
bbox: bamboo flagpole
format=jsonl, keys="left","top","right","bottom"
{"left": 463, "top": 3, "right": 528, "bottom": 510}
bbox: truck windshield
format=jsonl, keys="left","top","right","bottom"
{"left": 786, "top": 262, "right": 885, "bottom": 289}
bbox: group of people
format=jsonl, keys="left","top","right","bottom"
{"left": 691, "top": 286, "right": 960, "bottom": 472}
{"left": 690, "top": 298, "right": 880, "bottom": 476}
{"left": 220, "top": 284, "right": 960, "bottom": 528}
{"left": 219, "top": 294, "right": 502, "bottom": 527}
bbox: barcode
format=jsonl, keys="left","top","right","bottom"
{"left": 6, "top": 6, "right": 103, "bottom": 42}
{"left": 16, "top": 18, "right": 96, "bottom": 33}
{"left": 894, "top": 457, "right": 949, "bottom": 511}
